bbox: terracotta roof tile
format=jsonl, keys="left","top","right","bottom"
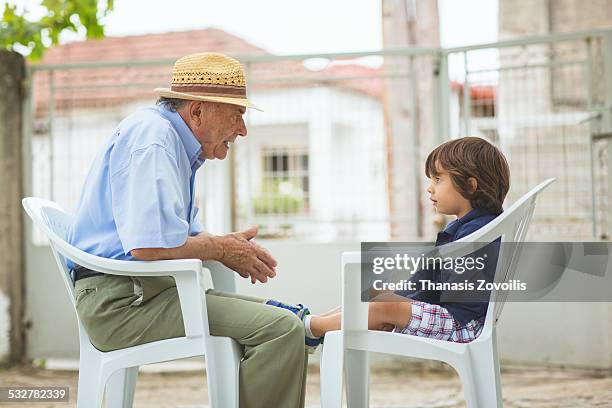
{"left": 32, "top": 29, "right": 387, "bottom": 114}
{"left": 40, "top": 28, "right": 268, "bottom": 64}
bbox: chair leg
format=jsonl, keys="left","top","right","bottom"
{"left": 454, "top": 359, "right": 478, "bottom": 408}
{"left": 468, "top": 338, "right": 503, "bottom": 408}
{"left": 77, "top": 356, "right": 105, "bottom": 408}
{"left": 205, "top": 336, "right": 242, "bottom": 408}
{"left": 345, "top": 349, "right": 369, "bottom": 408}
{"left": 105, "top": 366, "right": 139, "bottom": 408}
{"left": 320, "top": 331, "right": 344, "bottom": 408}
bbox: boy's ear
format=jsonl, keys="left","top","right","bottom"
{"left": 468, "top": 177, "right": 478, "bottom": 194}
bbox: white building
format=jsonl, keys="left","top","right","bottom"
{"left": 34, "top": 29, "right": 391, "bottom": 243}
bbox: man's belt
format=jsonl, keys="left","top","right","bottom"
{"left": 71, "top": 265, "right": 105, "bottom": 282}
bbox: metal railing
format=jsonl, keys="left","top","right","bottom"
{"left": 23, "top": 29, "right": 612, "bottom": 244}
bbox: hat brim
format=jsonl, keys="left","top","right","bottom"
{"left": 154, "top": 88, "right": 263, "bottom": 112}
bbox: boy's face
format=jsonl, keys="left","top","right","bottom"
{"left": 427, "top": 165, "right": 473, "bottom": 218}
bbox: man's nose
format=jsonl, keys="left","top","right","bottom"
{"left": 237, "top": 118, "right": 248, "bottom": 137}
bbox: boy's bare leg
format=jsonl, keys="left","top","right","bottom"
{"left": 368, "top": 301, "right": 412, "bottom": 331}
{"left": 316, "top": 291, "right": 395, "bottom": 320}
{"left": 310, "top": 297, "right": 412, "bottom": 338}
{"left": 310, "top": 312, "right": 341, "bottom": 337}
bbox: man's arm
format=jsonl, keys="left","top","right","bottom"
{"left": 131, "top": 226, "right": 277, "bottom": 283}
{"left": 130, "top": 233, "right": 222, "bottom": 262}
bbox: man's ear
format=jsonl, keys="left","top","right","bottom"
{"left": 468, "top": 177, "right": 478, "bottom": 193}
{"left": 188, "top": 101, "right": 203, "bottom": 126}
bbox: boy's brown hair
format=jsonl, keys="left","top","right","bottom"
{"left": 425, "top": 136, "right": 510, "bottom": 215}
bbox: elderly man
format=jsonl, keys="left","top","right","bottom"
{"left": 67, "top": 53, "right": 308, "bottom": 408}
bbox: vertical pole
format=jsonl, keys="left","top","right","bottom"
{"left": 0, "top": 51, "right": 26, "bottom": 365}
{"left": 47, "top": 70, "right": 55, "bottom": 201}
{"left": 438, "top": 50, "right": 451, "bottom": 144}
{"left": 585, "top": 38, "right": 594, "bottom": 110}
{"left": 432, "top": 54, "right": 441, "bottom": 144}
{"left": 229, "top": 111, "right": 237, "bottom": 233}
{"left": 463, "top": 51, "right": 471, "bottom": 136}
{"left": 585, "top": 37, "right": 597, "bottom": 238}
{"left": 20, "top": 65, "right": 34, "bottom": 364}
{"left": 243, "top": 62, "right": 254, "bottom": 231}
{"left": 409, "top": 55, "right": 423, "bottom": 238}
{"left": 23, "top": 67, "right": 34, "bottom": 215}
{"left": 604, "top": 32, "right": 612, "bottom": 239}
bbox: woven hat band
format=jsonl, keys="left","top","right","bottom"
{"left": 170, "top": 83, "right": 247, "bottom": 98}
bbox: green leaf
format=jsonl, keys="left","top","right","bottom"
{"left": 1, "top": 0, "right": 112, "bottom": 60}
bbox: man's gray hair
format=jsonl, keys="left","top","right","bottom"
{"left": 156, "top": 97, "right": 188, "bottom": 112}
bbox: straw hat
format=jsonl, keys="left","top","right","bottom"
{"left": 154, "top": 52, "right": 262, "bottom": 111}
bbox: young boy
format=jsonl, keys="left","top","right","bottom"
{"left": 267, "top": 136, "right": 510, "bottom": 347}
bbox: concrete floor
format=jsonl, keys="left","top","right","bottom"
{"left": 1, "top": 361, "right": 611, "bottom": 407}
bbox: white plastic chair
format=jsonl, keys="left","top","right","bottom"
{"left": 22, "top": 197, "right": 242, "bottom": 408}
{"left": 320, "top": 178, "right": 555, "bottom": 408}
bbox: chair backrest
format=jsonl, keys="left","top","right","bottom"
{"left": 437, "top": 178, "right": 555, "bottom": 333}
{"left": 22, "top": 197, "right": 79, "bottom": 305}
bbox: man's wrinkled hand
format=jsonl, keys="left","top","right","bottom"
{"left": 218, "top": 226, "right": 277, "bottom": 283}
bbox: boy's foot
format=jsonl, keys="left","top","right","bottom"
{"left": 265, "top": 299, "right": 323, "bottom": 351}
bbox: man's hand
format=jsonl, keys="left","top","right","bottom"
{"left": 218, "top": 226, "right": 277, "bottom": 283}
{"left": 130, "top": 227, "right": 277, "bottom": 284}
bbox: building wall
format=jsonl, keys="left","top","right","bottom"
{"left": 242, "top": 87, "right": 389, "bottom": 241}
{"left": 500, "top": 0, "right": 612, "bottom": 38}
{"left": 24, "top": 240, "right": 612, "bottom": 369}
{"left": 497, "top": 0, "right": 612, "bottom": 240}
{"left": 494, "top": 2, "right": 612, "bottom": 367}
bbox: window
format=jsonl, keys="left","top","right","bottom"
{"left": 254, "top": 147, "right": 309, "bottom": 215}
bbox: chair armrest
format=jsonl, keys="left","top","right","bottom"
{"left": 66, "top": 250, "right": 204, "bottom": 277}
{"left": 46, "top": 227, "right": 203, "bottom": 276}
{"left": 60, "top": 243, "right": 212, "bottom": 338}
{"left": 203, "top": 260, "right": 237, "bottom": 293}
{"left": 341, "top": 252, "right": 369, "bottom": 331}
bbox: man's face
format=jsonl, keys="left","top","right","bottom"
{"left": 183, "top": 101, "right": 248, "bottom": 160}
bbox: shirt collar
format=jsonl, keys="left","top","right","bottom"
{"left": 157, "top": 104, "right": 204, "bottom": 170}
{"left": 443, "top": 207, "right": 494, "bottom": 235}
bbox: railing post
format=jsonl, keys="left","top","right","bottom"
{"left": 603, "top": 32, "right": 612, "bottom": 133}
{"left": 603, "top": 32, "right": 612, "bottom": 239}
{"left": 46, "top": 70, "right": 55, "bottom": 201}
{"left": 462, "top": 51, "right": 472, "bottom": 136}
{"left": 585, "top": 37, "right": 598, "bottom": 238}
{"left": 242, "top": 62, "right": 254, "bottom": 232}
{"left": 436, "top": 50, "right": 451, "bottom": 144}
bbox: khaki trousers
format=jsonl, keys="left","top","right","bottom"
{"left": 75, "top": 275, "right": 308, "bottom": 408}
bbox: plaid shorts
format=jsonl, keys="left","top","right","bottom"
{"left": 395, "top": 301, "right": 484, "bottom": 343}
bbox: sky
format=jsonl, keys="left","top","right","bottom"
{"left": 11, "top": 0, "right": 499, "bottom": 54}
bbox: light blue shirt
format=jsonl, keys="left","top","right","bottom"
{"left": 67, "top": 104, "right": 205, "bottom": 269}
